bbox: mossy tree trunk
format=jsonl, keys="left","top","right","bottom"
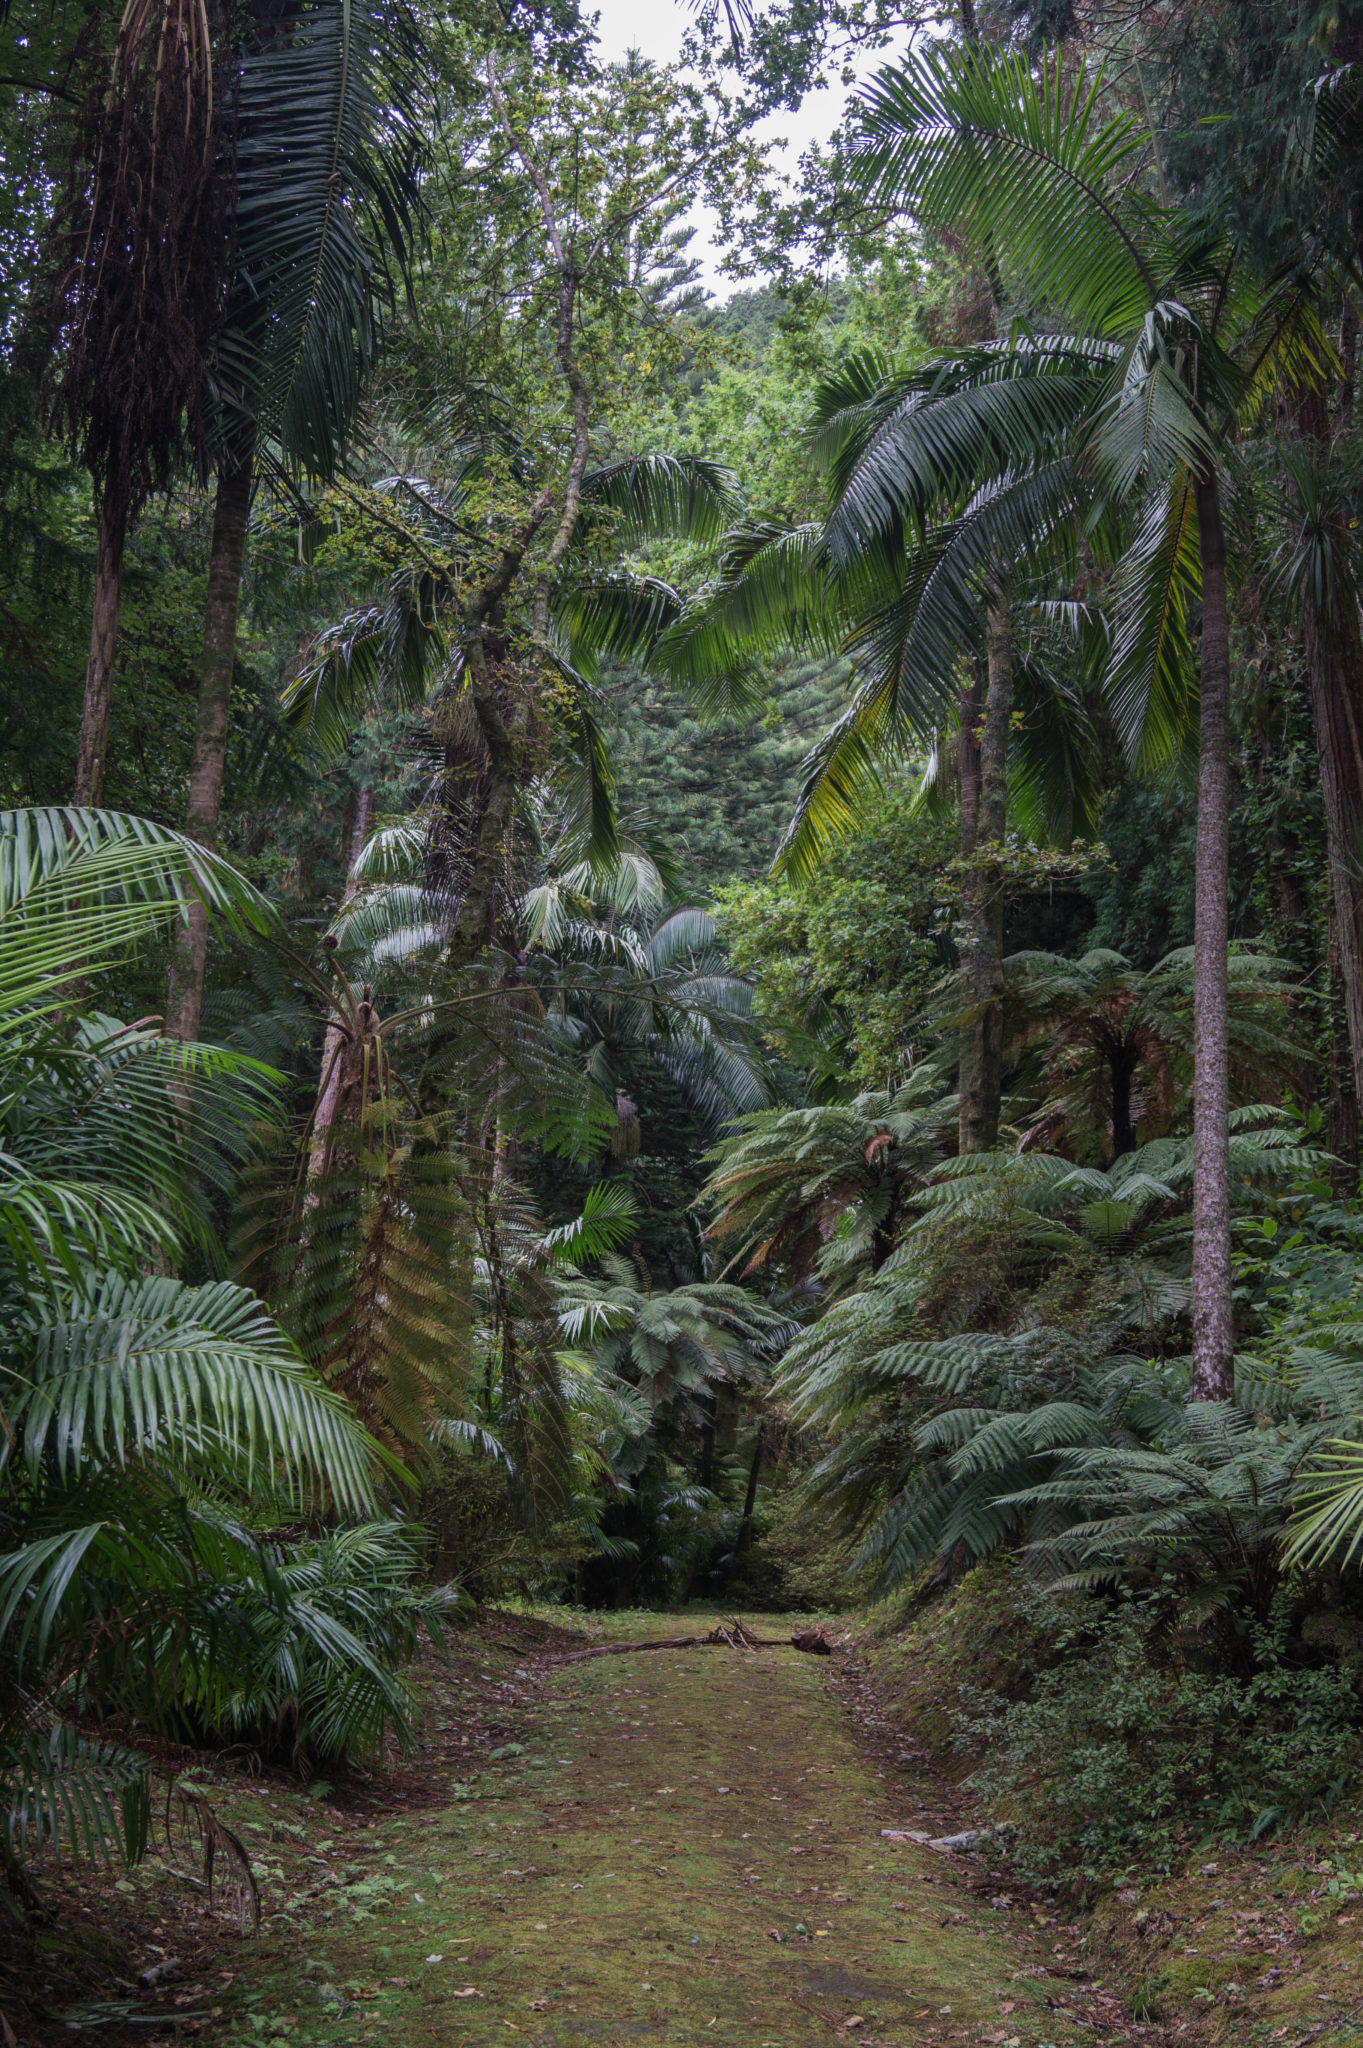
{"left": 1190, "top": 471, "right": 1234, "bottom": 1402}
{"left": 165, "top": 437, "right": 254, "bottom": 1044}
{"left": 959, "top": 587, "right": 1012, "bottom": 1154}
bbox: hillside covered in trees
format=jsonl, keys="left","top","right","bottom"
{"left": 7, "top": 0, "right": 1363, "bottom": 2038}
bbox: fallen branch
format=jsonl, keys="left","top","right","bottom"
{"left": 547, "top": 1621, "right": 833, "bottom": 1665}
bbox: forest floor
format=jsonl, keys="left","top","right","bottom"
{"left": 14, "top": 1609, "right": 1363, "bottom": 2048}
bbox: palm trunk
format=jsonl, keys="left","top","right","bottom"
{"left": 165, "top": 439, "right": 254, "bottom": 1044}
{"left": 959, "top": 591, "right": 1012, "bottom": 1153}
{"left": 1190, "top": 472, "right": 1234, "bottom": 1402}
{"left": 956, "top": 666, "right": 983, "bottom": 1121}
{"left": 1291, "top": 385, "right": 1363, "bottom": 1159}
{"left": 309, "top": 787, "right": 374, "bottom": 1185}
{"left": 1303, "top": 599, "right": 1363, "bottom": 1115}
{"left": 1328, "top": 897, "right": 1360, "bottom": 1199}
{"left": 74, "top": 487, "right": 128, "bottom": 805}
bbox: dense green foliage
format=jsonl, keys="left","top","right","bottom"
{"left": 10, "top": 0, "right": 1363, "bottom": 1923}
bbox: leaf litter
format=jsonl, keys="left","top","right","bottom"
{"left": 170, "top": 1611, "right": 1071, "bottom": 2047}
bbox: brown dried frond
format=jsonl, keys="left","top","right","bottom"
{"left": 41, "top": 0, "right": 228, "bottom": 511}
{"left": 163, "top": 1781, "right": 259, "bottom": 1934}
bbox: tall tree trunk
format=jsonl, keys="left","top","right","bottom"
{"left": 1110, "top": 1044, "right": 1137, "bottom": 1158}
{"left": 956, "top": 666, "right": 984, "bottom": 1122}
{"left": 959, "top": 589, "right": 1012, "bottom": 1153}
{"left": 734, "top": 1421, "right": 766, "bottom": 1557}
{"left": 1328, "top": 897, "right": 1360, "bottom": 1199}
{"left": 74, "top": 487, "right": 127, "bottom": 805}
{"left": 309, "top": 786, "right": 374, "bottom": 1185}
{"left": 699, "top": 1391, "right": 716, "bottom": 1493}
{"left": 1293, "top": 389, "right": 1363, "bottom": 1147}
{"left": 1190, "top": 472, "right": 1234, "bottom": 1402}
{"left": 165, "top": 440, "right": 254, "bottom": 1044}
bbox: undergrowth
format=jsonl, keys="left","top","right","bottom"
{"left": 959, "top": 1598, "right": 1363, "bottom": 1882}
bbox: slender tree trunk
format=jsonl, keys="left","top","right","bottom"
{"left": 74, "top": 487, "right": 128, "bottom": 805}
{"left": 700, "top": 1392, "right": 716, "bottom": 1492}
{"left": 1292, "top": 389, "right": 1363, "bottom": 1132}
{"left": 956, "top": 666, "right": 984, "bottom": 1121}
{"left": 1341, "top": 301, "right": 1357, "bottom": 428}
{"left": 960, "top": 590, "right": 1012, "bottom": 1153}
{"left": 1304, "top": 610, "right": 1363, "bottom": 1086}
{"left": 1328, "top": 897, "right": 1360, "bottom": 1198}
{"left": 309, "top": 787, "right": 374, "bottom": 1185}
{"left": 734, "top": 1421, "right": 766, "bottom": 1557}
{"left": 1190, "top": 472, "right": 1234, "bottom": 1402}
{"left": 1110, "top": 1046, "right": 1137, "bottom": 1158}
{"left": 1293, "top": 626, "right": 1358, "bottom": 1138}
{"left": 165, "top": 440, "right": 254, "bottom": 1044}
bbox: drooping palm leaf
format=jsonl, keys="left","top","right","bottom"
{"left": 1, "top": 1724, "right": 151, "bottom": 1870}
{"left": 0, "top": 808, "right": 276, "bottom": 1020}
{"left": 220, "top": 0, "right": 426, "bottom": 472}
{"left": 10, "top": 1276, "right": 383, "bottom": 1515}
{"left": 578, "top": 454, "right": 742, "bottom": 546}
{"left": 851, "top": 46, "right": 1164, "bottom": 336}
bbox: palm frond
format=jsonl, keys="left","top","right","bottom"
{"left": 1102, "top": 473, "right": 1200, "bottom": 770}
{"left": 222, "top": 0, "right": 426, "bottom": 473}
{"left": 12, "top": 1277, "right": 382, "bottom": 1517}
{"left": 0, "top": 808, "right": 276, "bottom": 1018}
{"left": 1, "top": 1724, "right": 150, "bottom": 1870}
{"left": 851, "top": 45, "right": 1163, "bottom": 336}
{"left": 579, "top": 455, "right": 741, "bottom": 546}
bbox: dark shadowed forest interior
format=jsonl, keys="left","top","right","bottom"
{"left": 11, "top": 0, "right": 1363, "bottom": 2041}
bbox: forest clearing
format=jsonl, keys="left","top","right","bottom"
{"left": 21, "top": 1607, "right": 1363, "bottom": 2048}
{"left": 11, "top": 0, "right": 1363, "bottom": 2039}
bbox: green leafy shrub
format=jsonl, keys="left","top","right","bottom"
{"left": 961, "top": 1603, "right": 1363, "bottom": 1881}
{"left": 0, "top": 810, "right": 449, "bottom": 1886}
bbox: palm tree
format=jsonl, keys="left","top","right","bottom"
{"left": 0, "top": 808, "right": 445, "bottom": 1897}
{"left": 847, "top": 40, "right": 1323, "bottom": 1395}
{"left": 41, "top": 0, "right": 221, "bottom": 806}
{"left": 657, "top": 340, "right": 1107, "bottom": 1154}
{"left": 41, "top": 0, "right": 421, "bottom": 834}
{"left": 162, "top": 0, "right": 426, "bottom": 1046}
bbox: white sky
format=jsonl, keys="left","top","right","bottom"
{"left": 588, "top": 0, "right": 869, "bottom": 298}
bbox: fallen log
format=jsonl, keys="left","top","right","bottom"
{"left": 547, "top": 1622, "right": 833, "bottom": 1666}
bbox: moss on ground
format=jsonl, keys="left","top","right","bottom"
{"left": 35, "top": 1600, "right": 1363, "bottom": 2047}
{"left": 846, "top": 1575, "right": 1363, "bottom": 2045}
{"left": 1077, "top": 1841, "right": 1363, "bottom": 2043}
{"left": 198, "top": 1613, "right": 1065, "bottom": 2048}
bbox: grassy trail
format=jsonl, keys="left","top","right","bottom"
{"left": 224, "top": 1616, "right": 1064, "bottom": 2048}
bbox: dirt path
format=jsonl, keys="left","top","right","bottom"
{"left": 218, "top": 1616, "right": 1067, "bottom": 2048}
